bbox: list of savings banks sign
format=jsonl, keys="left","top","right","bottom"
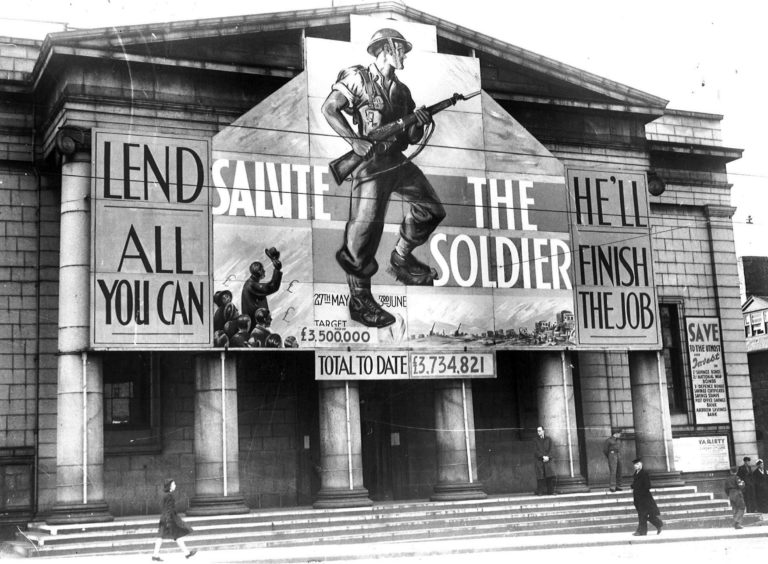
{"left": 90, "top": 16, "right": 661, "bottom": 379}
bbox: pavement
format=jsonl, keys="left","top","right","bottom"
{"left": 3, "top": 522, "right": 767, "bottom": 563}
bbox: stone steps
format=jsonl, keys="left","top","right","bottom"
{"left": 15, "top": 486, "right": 741, "bottom": 557}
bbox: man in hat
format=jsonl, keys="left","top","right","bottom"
{"left": 737, "top": 456, "right": 756, "bottom": 513}
{"left": 322, "top": 27, "right": 445, "bottom": 328}
{"left": 631, "top": 458, "right": 663, "bottom": 535}
{"left": 603, "top": 428, "right": 624, "bottom": 492}
{"left": 241, "top": 249, "right": 282, "bottom": 331}
{"left": 724, "top": 465, "right": 746, "bottom": 529}
{"left": 212, "top": 289, "right": 239, "bottom": 333}
{"left": 533, "top": 426, "right": 556, "bottom": 495}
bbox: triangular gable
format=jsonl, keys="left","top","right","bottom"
{"left": 743, "top": 296, "right": 768, "bottom": 314}
{"left": 214, "top": 72, "right": 309, "bottom": 157}
{"left": 37, "top": 4, "right": 667, "bottom": 111}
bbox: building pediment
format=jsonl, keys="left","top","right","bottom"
{"left": 743, "top": 295, "right": 768, "bottom": 314}
{"left": 34, "top": 2, "right": 666, "bottom": 114}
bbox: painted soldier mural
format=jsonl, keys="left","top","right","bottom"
{"left": 322, "top": 28, "right": 445, "bottom": 328}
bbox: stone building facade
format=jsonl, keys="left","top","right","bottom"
{"left": 0, "top": 3, "right": 754, "bottom": 527}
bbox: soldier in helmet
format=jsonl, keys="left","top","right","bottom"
{"left": 322, "top": 28, "right": 445, "bottom": 328}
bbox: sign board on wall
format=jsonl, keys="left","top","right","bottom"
{"left": 672, "top": 435, "right": 730, "bottom": 472}
{"left": 566, "top": 169, "right": 661, "bottom": 348}
{"left": 87, "top": 16, "right": 666, "bottom": 380}
{"left": 210, "top": 20, "right": 578, "bottom": 372}
{"left": 90, "top": 131, "right": 212, "bottom": 348}
{"left": 686, "top": 317, "right": 729, "bottom": 424}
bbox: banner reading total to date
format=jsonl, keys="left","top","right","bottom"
{"left": 315, "top": 351, "right": 495, "bottom": 380}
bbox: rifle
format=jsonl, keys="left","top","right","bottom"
{"left": 328, "top": 90, "right": 481, "bottom": 185}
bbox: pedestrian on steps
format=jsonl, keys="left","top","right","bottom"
{"left": 603, "top": 428, "right": 624, "bottom": 492}
{"left": 631, "top": 458, "right": 663, "bottom": 536}
{"left": 151, "top": 479, "right": 197, "bottom": 561}
{"left": 724, "top": 465, "right": 746, "bottom": 529}
{"left": 533, "top": 426, "right": 556, "bottom": 495}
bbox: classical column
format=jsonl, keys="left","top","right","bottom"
{"left": 705, "top": 205, "right": 758, "bottom": 463}
{"left": 314, "top": 380, "right": 372, "bottom": 508}
{"left": 629, "top": 351, "right": 683, "bottom": 486}
{"left": 188, "top": 353, "right": 249, "bottom": 515}
{"left": 536, "top": 352, "right": 588, "bottom": 493}
{"left": 431, "top": 380, "right": 486, "bottom": 501}
{"left": 47, "top": 128, "right": 113, "bottom": 524}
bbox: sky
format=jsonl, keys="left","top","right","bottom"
{"left": 1, "top": 0, "right": 766, "bottom": 257}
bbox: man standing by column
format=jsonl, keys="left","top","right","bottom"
{"left": 631, "top": 458, "right": 663, "bottom": 536}
{"left": 533, "top": 426, "right": 556, "bottom": 495}
{"left": 603, "top": 428, "right": 624, "bottom": 492}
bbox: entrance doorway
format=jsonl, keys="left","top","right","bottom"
{"left": 359, "top": 380, "right": 394, "bottom": 501}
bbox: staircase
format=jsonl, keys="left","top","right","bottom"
{"left": 13, "top": 487, "right": 743, "bottom": 558}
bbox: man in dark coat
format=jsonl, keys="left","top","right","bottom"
{"left": 241, "top": 250, "right": 282, "bottom": 330}
{"left": 724, "top": 465, "right": 746, "bottom": 529}
{"left": 533, "top": 426, "right": 556, "bottom": 495}
{"left": 738, "top": 456, "right": 756, "bottom": 512}
{"left": 752, "top": 459, "right": 768, "bottom": 512}
{"left": 631, "top": 458, "right": 663, "bottom": 536}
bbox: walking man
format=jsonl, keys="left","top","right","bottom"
{"left": 631, "top": 458, "right": 663, "bottom": 536}
{"left": 322, "top": 28, "right": 445, "bottom": 328}
{"left": 603, "top": 428, "right": 623, "bottom": 492}
{"left": 724, "top": 465, "right": 746, "bottom": 529}
{"left": 737, "top": 456, "right": 756, "bottom": 513}
{"left": 533, "top": 426, "right": 556, "bottom": 495}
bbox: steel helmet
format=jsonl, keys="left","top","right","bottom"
{"left": 367, "top": 28, "right": 412, "bottom": 56}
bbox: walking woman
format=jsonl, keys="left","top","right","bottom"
{"left": 151, "top": 479, "right": 197, "bottom": 561}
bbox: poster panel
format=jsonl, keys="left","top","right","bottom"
{"left": 672, "top": 435, "right": 730, "bottom": 472}
{"left": 686, "top": 317, "right": 729, "bottom": 424}
{"left": 567, "top": 169, "right": 661, "bottom": 348}
{"left": 91, "top": 130, "right": 212, "bottom": 348}
{"left": 210, "top": 33, "right": 576, "bottom": 364}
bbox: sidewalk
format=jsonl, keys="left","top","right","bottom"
{"left": 13, "top": 523, "right": 768, "bottom": 563}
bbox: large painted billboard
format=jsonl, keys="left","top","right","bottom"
{"left": 89, "top": 16, "right": 661, "bottom": 361}
{"left": 211, "top": 18, "right": 575, "bottom": 357}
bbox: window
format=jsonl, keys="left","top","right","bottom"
{"left": 660, "top": 304, "right": 687, "bottom": 413}
{"left": 103, "top": 352, "right": 161, "bottom": 453}
{"left": 751, "top": 311, "right": 765, "bottom": 336}
{"left": 745, "top": 314, "right": 751, "bottom": 337}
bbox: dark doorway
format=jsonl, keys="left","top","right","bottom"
{"left": 359, "top": 380, "right": 394, "bottom": 501}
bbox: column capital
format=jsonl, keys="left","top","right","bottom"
{"left": 55, "top": 126, "right": 91, "bottom": 162}
{"left": 705, "top": 204, "right": 736, "bottom": 219}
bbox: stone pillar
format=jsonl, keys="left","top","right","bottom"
{"left": 536, "top": 352, "right": 588, "bottom": 493}
{"left": 47, "top": 130, "right": 113, "bottom": 524}
{"left": 431, "top": 380, "right": 486, "bottom": 501}
{"left": 629, "top": 351, "right": 683, "bottom": 486}
{"left": 188, "top": 354, "right": 249, "bottom": 515}
{"left": 314, "top": 380, "right": 372, "bottom": 508}
{"left": 705, "top": 205, "right": 759, "bottom": 463}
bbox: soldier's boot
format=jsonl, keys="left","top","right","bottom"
{"left": 349, "top": 289, "right": 396, "bottom": 328}
{"left": 388, "top": 250, "right": 437, "bottom": 285}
